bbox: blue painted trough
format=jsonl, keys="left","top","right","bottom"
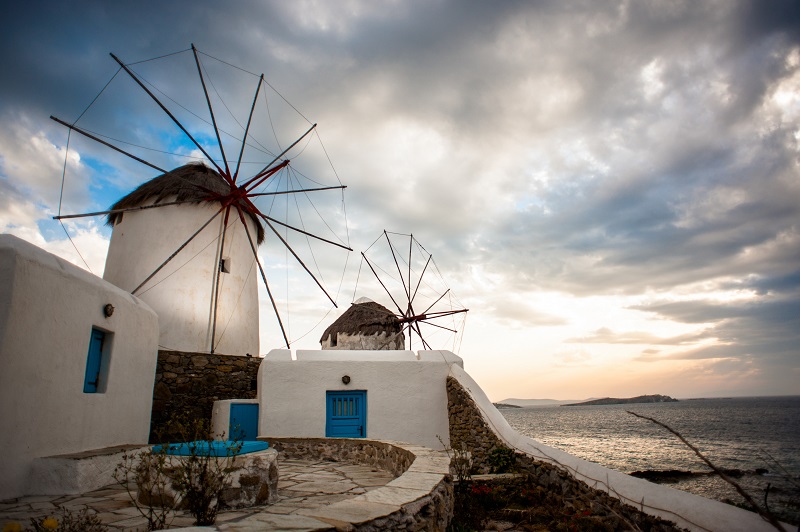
{"left": 153, "top": 440, "right": 269, "bottom": 457}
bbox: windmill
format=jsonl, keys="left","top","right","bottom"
{"left": 50, "top": 45, "right": 351, "bottom": 353}
{"left": 354, "top": 231, "right": 468, "bottom": 351}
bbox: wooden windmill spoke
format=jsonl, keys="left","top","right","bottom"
{"left": 237, "top": 207, "right": 290, "bottom": 348}
{"left": 384, "top": 230, "right": 410, "bottom": 302}
{"left": 50, "top": 116, "right": 167, "bottom": 174}
{"left": 247, "top": 123, "right": 317, "bottom": 188}
{"left": 233, "top": 74, "right": 263, "bottom": 182}
{"left": 110, "top": 52, "right": 226, "bottom": 177}
{"left": 421, "top": 309, "right": 469, "bottom": 319}
{"left": 415, "top": 320, "right": 458, "bottom": 334}
{"left": 240, "top": 160, "right": 290, "bottom": 195}
{"left": 191, "top": 43, "right": 230, "bottom": 177}
{"left": 249, "top": 185, "right": 346, "bottom": 197}
{"left": 52, "top": 199, "right": 198, "bottom": 221}
{"left": 209, "top": 205, "right": 233, "bottom": 353}
{"left": 361, "top": 252, "right": 406, "bottom": 317}
{"left": 259, "top": 215, "right": 338, "bottom": 307}
{"left": 411, "top": 321, "right": 433, "bottom": 350}
{"left": 421, "top": 288, "right": 450, "bottom": 316}
{"left": 410, "top": 254, "right": 432, "bottom": 305}
{"left": 132, "top": 206, "right": 225, "bottom": 295}
{"left": 259, "top": 214, "right": 352, "bottom": 251}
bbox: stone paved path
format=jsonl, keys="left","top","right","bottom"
{"left": 0, "top": 458, "right": 395, "bottom": 531}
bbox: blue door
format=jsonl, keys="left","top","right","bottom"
{"left": 229, "top": 404, "right": 259, "bottom": 441}
{"left": 83, "top": 329, "right": 105, "bottom": 393}
{"left": 326, "top": 391, "right": 366, "bottom": 438}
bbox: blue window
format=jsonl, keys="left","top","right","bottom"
{"left": 326, "top": 391, "right": 367, "bottom": 438}
{"left": 83, "top": 328, "right": 106, "bottom": 393}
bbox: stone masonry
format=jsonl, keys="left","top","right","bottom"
{"left": 150, "top": 351, "right": 262, "bottom": 442}
{"left": 447, "top": 376, "right": 508, "bottom": 474}
{"left": 446, "top": 376, "right": 686, "bottom": 530}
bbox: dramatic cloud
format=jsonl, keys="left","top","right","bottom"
{"left": 1, "top": 0, "right": 798, "bottom": 399}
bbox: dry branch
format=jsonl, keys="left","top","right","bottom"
{"left": 627, "top": 411, "right": 787, "bottom": 532}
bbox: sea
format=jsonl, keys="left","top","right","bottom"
{"left": 499, "top": 396, "right": 800, "bottom": 526}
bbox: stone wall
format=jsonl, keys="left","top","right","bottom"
{"left": 150, "top": 351, "right": 262, "bottom": 442}
{"left": 446, "top": 376, "right": 685, "bottom": 530}
{"left": 447, "top": 376, "right": 507, "bottom": 474}
{"left": 265, "top": 437, "right": 415, "bottom": 478}
{"left": 469, "top": 460, "right": 686, "bottom": 531}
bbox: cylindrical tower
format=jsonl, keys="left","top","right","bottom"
{"left": 103, "top": 163, "right": 262, "bottom": 356}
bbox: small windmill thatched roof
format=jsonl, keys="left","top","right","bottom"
{"left": 106, "top": 163, "right": 264, "bottom": 243}
{"left": 320, "top": 300, "right": 402, "bottom": 343}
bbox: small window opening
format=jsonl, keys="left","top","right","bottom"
{"left": 330, "top": 332, "right": 337, "bottom": 347}
{"left": 84, "top": 328, "right": 111, "bottom": 393}
{"left": 220, "top": 257, "right": 231, "bottom": 273}
{"left": 115, "top": 213, "right": 123, "bottom": 225}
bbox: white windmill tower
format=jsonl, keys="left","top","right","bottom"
{"left": 51, "top": 45, "right": 351, "bottom": 356}
{"left": 103, "top": 163, "right": 264, "bottom": 355}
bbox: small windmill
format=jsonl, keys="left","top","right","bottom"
{"left": 50, "top": 45, "right": 351, "bottom": 353}
{"left": 355, "top": 231, "right": 468, "bottom": 351}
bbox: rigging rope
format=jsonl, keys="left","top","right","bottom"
{"left": 127, "top": 47, "right": 191, "bottom": 65}
{"left": 198, "top": 50, "right": 312, "bottom": 125}
{"left": 58, "top": 221, "right": 94, "bottom": 274}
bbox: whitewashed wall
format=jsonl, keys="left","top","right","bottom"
{"left": 103, "top": 200, "right": 259, "bottom": 356}
{"left": 258, "top": 349, "right": 463, "bottom": 449}
{"left": 0, "top": 235, "right": 159, "bottom": 500}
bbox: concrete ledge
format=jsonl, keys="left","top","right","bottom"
{"left": 27, "top": 445, "right": 148, "bottom": 496}
{"left": 284, "top": 440, "right": 452, "bottom": 531}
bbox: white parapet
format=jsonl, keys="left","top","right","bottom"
{"left": 448, "top": 363, "right": 792, "bottom": 532}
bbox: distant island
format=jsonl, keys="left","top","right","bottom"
{"left": 563, "top": 394, "right": 678, "bottom": 407}
{"left": 493, "top": 403, "right": 522, "bottom": 409}
{"left": 499, "top": 398, "right": 589, "bottom": 407}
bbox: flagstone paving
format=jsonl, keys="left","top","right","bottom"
{"left": 0, "top": 457, "right": 395, "bottom": 531}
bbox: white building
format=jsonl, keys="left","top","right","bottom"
{"left": 254, "top": 349, "right": 462, "bottom": 449}
{"left": 103, "top": 163, "right": 262, "bottom": 356}
{"left": 0, "top": 235, "right": 159, "bottom": 500}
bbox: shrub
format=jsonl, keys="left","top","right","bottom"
{"left": 114, "top": 414, "right": 242, "bottom": 529}
{"left": 487, "top": 446, "right": 516, "bottom": 474}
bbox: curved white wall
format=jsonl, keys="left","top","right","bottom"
{"left": 103, "top": 200, "right": 259, "bottom": 355}
{"left": 0, "top": 235, "right": 159, "bottom": 500}
{"left": 258, "top": 349, "right": 461, "bottom": 449}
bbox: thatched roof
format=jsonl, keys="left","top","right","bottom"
{"left": 106, "top": 163, "right": 264, "bottom": 243}
{"left": 320, "top": 301, "right": 403, "bottom": 342}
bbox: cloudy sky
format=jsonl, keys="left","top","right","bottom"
{"left": 2, "top": 0, "right": 798, "bottom": 401}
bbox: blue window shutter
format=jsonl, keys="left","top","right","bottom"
{"left": 83, "top": 329, "right": 105, "bottom": 393}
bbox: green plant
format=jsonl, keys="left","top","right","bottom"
{"left": 487, "top": 446, "right": 516, "bottom": 474}
{"left": 437, "top": 436, "right": 474, "bottom": 482}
